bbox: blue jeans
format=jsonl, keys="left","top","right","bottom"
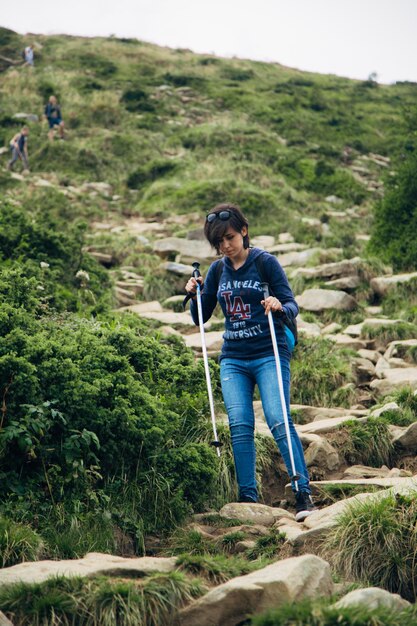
{"left": 220, "top": 355, "right": 311, "bottom": 500}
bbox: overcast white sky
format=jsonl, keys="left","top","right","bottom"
{"left": 2, "top": 0, "right": 416, "bottom": 84}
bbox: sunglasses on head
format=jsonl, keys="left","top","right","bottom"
{"left": 206, "top": 210, "right": 232, "bottom": 223}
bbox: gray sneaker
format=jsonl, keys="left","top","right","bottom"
{"left": 295, "top": 492, "right": 318, "bottom": 522}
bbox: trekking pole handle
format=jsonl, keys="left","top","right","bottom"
{"left": 192, "top": 262, "right": 201, "bottom": 279}
{"left": 261, "top": 282, "right": 270, "bottom": 300}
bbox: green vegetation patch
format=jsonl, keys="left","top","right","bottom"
{"left": 0, "top": 571, "right": 205, "bottom": 626}
{"left": 291, "top": 337, "right": 354, "bottom": 407}
{"left": 251, "top": 597, "right": 417, "bottom": 626}
{"left": 336, "top": 418, "right": 393, "bottom": 467}
{"left": 323, "top": 492, "right": 417, "bottom": 601}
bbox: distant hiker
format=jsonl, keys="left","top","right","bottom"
{"left": 185, "top": 203, "right": 318, "bottom": 522}
{"left": 23, "top": 45, "right": 34, "bottom": 67}
{"left": 44, "top": 95, "right": 65, "bottom": 140}
{"left": 7, "top": 126, "right": 29, "bottom": 171}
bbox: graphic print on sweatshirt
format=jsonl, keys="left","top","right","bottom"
{"left": 219, "top": 278, "right": 264, "bottom": 340}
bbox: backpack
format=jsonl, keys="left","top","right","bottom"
{"left": 214, "top": 253, "right": 298, "bottom": 346}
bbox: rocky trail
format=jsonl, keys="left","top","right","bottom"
{"left": 1, "top": 192, "right": 417, "bottom": 624}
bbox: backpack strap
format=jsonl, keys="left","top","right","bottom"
{"left": 255, "top": 252, "right": 298, "bottom": 346}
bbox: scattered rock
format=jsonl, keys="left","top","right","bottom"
{"left": 0, "top": 612, "right": 14, "bottom": 626}
{"left": 370, "top": 401, "right": 399, "bottom": 418}
{"left": 370, "top": 272, "right": 417, "bottom": 296}
{"left": 328, "top": 334, "right": 367, "bottom": 350}
{"left": 298, "top": 415, "right": 367, "bottom": 435}
{"left": 342, "top": 465, "right": 411, "bottom": 479}
{"left": 13, "top": 112, "right": 39, "bottom": 122}
{"left": 324, "top": 276, "right": 360, "bottom": 291}
{"left": 321, "top": 322, "right": 342, "bottom": 335}
{"left": 219, "top": 503, "right": 275, "bottom": 527}
{"left": 389, "top": 422, "right": 417, "bottom": 451}
{"left": 325, "top": 195, "right": 343, "bottom": 204}
{"left": 293, "top": 258, "right": 362, "bottom": 280}
{"left": 179, "top": 555, "right": 333, "bottom": 626}
{"left": 332, "top": 587, "right": 410, "bottom": 612}
{"left": 370, "top": 368, "right": 417, "bottom": 396}
{"left": 297, "top": 289, "right": 357, "bottom": 312}
{"left": 304, "top": 437, "right": 340, "bottom": 471}
{"left": 153, "top": 237, "right": 215, "bottom": 261}
{"left": 183, "top": 331, "right": 224, "bottom": 353}
{"left": 0, "top": 553, "right": 176, "bottom": 587}
{"left": 278, "top": 232, "right": 294, "bottom": 243}
{"left": 278, "top": 248, "right": 322, "bottom": 267}
{"left": 357, "top": 348, "right": 381, "bottom": 364}
{"left": 384, "top": 339, "right": 417, "bottom": 360}
{"left": 118, "top": 301, "right": 163, "bottom": 313}
{"left": 160, "top": 261, "right": 194, "bottom": 275}
{"left": 251, "top": 235, "right": 275, "bottom": 249}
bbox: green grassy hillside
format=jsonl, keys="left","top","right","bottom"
{"left": 1, "top": 25, "right": 416, "bottom": 237}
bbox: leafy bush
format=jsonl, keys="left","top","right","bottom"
{"left": 369, "top": 150, "right": 417, "bottom": 271}
{"left": 323, "top": 492, "right": 417, "bottom": 601}
{"left": 0, "top": 200, "right": 110, "bottom": 313}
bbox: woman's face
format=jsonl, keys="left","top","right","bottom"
{"left": 218, "top": 226, "right": 248, "bottom": 260}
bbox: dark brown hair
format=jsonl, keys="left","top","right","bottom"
{"left": 204, "top": 203, "right": 250, "bottom": 254}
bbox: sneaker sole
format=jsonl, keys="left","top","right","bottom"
{"left": 295, "top": 510, "right": 315, "bottom": 522}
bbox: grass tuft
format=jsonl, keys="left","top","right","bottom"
{"left": 323, "top": 492, "right": 417, "bottom": 601}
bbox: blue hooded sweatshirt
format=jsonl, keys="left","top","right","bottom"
{"left": 190, "top": 247, "right": 299, "bottom": 361}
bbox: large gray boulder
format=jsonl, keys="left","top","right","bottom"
{"left": 297, "top": 289, "right": 357, "bottom": 312}
{"left": 0, "top": 553, "right": 176, "bottom": 587}
{"left": 179, "top": 555, "right": 333, "bottom": 626}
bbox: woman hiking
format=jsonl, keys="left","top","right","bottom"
{"left": 185, "top": 203, "right": 317, "bottom": 522}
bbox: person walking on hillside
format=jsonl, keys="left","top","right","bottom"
{"left": 185, "top": 203, "right": 317, "bottom": 522}
{"left": 44, "top": 95, "right": 65, "bottom": 141}
{"left": 23, "top": 45, "right": 34, "bottom": 67}
{"left": 7, "top": 126, "right": 30, "bottom": 171}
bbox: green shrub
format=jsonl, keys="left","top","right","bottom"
{"left": 336, "top": 418, "right": 393, "bottom": 467}
{"left": 127, "top": 159, "right": 179, "bottom": 189}
{"left": 0, "top": 516, "right": 45, "bottom": 567}
{"left": 368, "top": 150, "right": 417, "bottom": 271}
{"left": 291, "top": 337, "right": 354, "bottom": 407}
{"left": 121, "top": 87, "right": 155, "bottom": 112}
{"left": 323, "top": 492, "right": 417, "bottom": 601}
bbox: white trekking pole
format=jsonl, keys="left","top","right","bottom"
{"left": 262, "top": 282, "right": 299, "bottom": 490}
{"left": 189, "top": 262, "right": 221, "bottom": 456}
